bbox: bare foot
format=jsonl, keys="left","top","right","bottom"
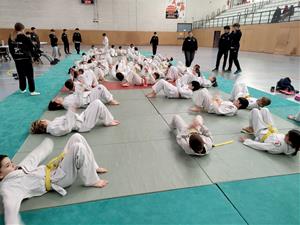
{"left": 239, "top": 136, "right": 247, "bottom": 143}
{"left": 121, "top": 83, "right": 129, "bottom": 87}
{"left": 288, "top": 115, "right": 296, "bottom": 120}
{"left": 108, "top": 100, "right": 120, "bottom": 105}
{"left": 93, "top": 179, "right": 108, "bottom": 188}
{"left": 96, "top": 167, "right": 108, "bottom": 174}
{"left": 189, "top": 106, "right": 201, "bottom": 112}
{"left": 146, "top": 92, "right": 156, "bottom": 98}
{"left": 105, "top": 120, "right": 120, "bottom": 126}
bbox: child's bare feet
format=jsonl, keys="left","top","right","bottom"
{"left": 146, "top": 92, "right": 156, "bottom": 98}
{"left": 241, "top": 127, "right": 254, "bottom": 134}
{"left": 239, "top": 136, "right": 247, "bottom": 143}
{"left": 189, "top": 106, "right": 201, "bottom": 112}
{"left": 93, "top": 179, "right": 108, "bottom": 188}
{"left": 96, "top": 167, "right": 108, "bottom": 174}
{"left": 121, "top": 83, "right": 129, "bottom": 87}
{"left": 108, "top": 99, "right": 120, "bottom": 105}
{"left": 105, "top": 120, "right": 120, "bottom": 126}
{"left": 288, "top": 115, "right": 296, "bottom": 120}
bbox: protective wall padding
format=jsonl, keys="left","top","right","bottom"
{"left": 12, "top": 185, "right": 246, "bottom": 225}
{"left": 0, "top": 54, "right": 81, "bottom": 158}
{"left": 219, "top": 174, "right": 300, "bottom": 225}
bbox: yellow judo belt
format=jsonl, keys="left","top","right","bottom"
{"left": 45, "top": 152, "right": 65, "bottom": 191}
{"left": 260, "top": 125, "right": 278, "bottom": 142}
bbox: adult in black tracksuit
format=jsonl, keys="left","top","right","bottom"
{"left": 226, "top": 23, "right": 242, "bottom": 74}
{"left": 8, "top": 23, "right": 39, "bottom": 95}
{"left": 61, "top": 29, "right": 70, "bottom": 54}
{"left": 73, "top": 28, "right": 82, "bottom": 54}
{"left": 182, "top": 31, "right": 198, "bottom": 67}
{"left": 212, "top": 25, "right": 231, "bottom": 72}
{"left": 150, "top": 32, "right": 159, "bottom": 55}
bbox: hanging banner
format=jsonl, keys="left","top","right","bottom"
{"left": 165, "top": 0, "right": 186, "bottom": 19}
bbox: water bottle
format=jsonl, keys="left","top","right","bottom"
{"left": 1, "top": 40, "right": 4, "bottom": 46}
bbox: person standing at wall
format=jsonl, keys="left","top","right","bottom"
{"left": 150, "top": 32, "right": 159, "bottom": 55}
{"left": 61, "top": 29, "right": 71, "bottom": 54}
{"left": 225, "top": 23, "right": 242, "bottom": 74}
{"left": 212, "top": 25, "right": 231, "bottom": 72}
{"left": 49, "top": 29, "right": 60, "bottom": 61}
{"left": 182, "top": 31, "right": 198, "bottom": 67}
{"left": 73, "top": 28, "right": 82, "bottom": 54}
{"left": 8, "top": 22, "right": 40, "bottom": 96}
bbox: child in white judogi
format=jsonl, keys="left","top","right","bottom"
{"left": 31, "top": 99, "right": 120, "bottom": 136}
{"left": 190, "top": 88, "right": 249, "bottom": 116}
{"left": 146, "top": 79, "right": 201, "bottom": 99}
{"left": 78, "top": 69, "right": 98, "bottom": 89}
{"left": 50, "top": 84, "right": 119, "bottom": 110}
{"left": 229, "top": 81, "right": 271, "bottom": 109}
{"left": 240, "top": 108, "right": 300, "bottom": 155}
{"left": 102, "top": 33, "right": 109, "bottom": 52}
{"left": 0, "top": 133, "right": 108, "bottom": 225}
{"left": 170, "top": 115, "right": 213, "bottom": 156}
{"left": 110, "top": 45, "right": 118, "bottom": 57}
{"left": 166, "top": 65, "right": 180, "bottom": 81}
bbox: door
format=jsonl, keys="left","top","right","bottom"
{"left": 213, "top": 31, "right": 221, "bottom": 48}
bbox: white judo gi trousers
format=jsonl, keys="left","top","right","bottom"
{"left": 54, "top": 133, "right": 100, "bottom": 187}
{"left": 249, "top": 108, "right": 274, "bottom": 138}
{"left": 192, "top": 88, "right": 212, "bottom": 111}
{"left": 79, "top": 99, "right": 114, "bottom": 132}
{"left": 152, "top": 79, "right": 179, "bottom": 98}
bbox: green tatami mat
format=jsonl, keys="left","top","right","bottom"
{"left": 11, "top": 139, "right": 211, "bottom": 212}
{"left": 219, "top": 174, "right": 300, "bottom": 225}
{"left": 2, "top": 185, "right": 246, "bottom": 225}
{"left": 0, "top": 54, "right": 80, "bottom": 158}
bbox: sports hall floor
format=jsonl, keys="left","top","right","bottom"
{"left": 0, "top": 46, "right": 299, "bottom": 225}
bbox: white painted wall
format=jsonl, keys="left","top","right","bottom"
{"left": 0, "top": 0, "right": 227, "bottom": 31}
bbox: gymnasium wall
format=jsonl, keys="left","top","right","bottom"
{"left": 0, "top": 29, "right": 182, "bottom": 46}
{"left": 0, "top": 0, "right": 227, "bottom": 31}
{"left": 193, "top": 21, "right": 300, "bottom": 56}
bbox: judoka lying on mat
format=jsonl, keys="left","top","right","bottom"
{"left": 190, "top": 88, "right": 249, "bottom": 116}
{"left": 170, "top": 115, "right": 213, "bottom": 156}
{"left": 0, "top": 134, "right": 108, "bottom": 225}
{"left": 50, "top": 82, "right": 119, "bottom": 110}
{"left": 31, "top": 100, "right": 120, "bottom": 136}
{"left": 240, "top": 108, "right": 300, "bottom": 155}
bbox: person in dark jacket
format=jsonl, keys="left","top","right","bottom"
{"left": 61, "top": 29, "right": 70, "bottom": 54}
{"left": 225, "top": 23, "right": 242, "bottom": 74}
{"left": 150, "top": 32, "right": 159, "bottom": 55}
{"left": 73, "top": 28, "right": 82, "bottom": 54}
{"left": 182, "top": 31, "right": 198, "bottom": 67}
{"left": 30, "top": 27, "right": 42, "bottom": 63}
{"left": 212, "top": 25, "right": 231, "bottom": 72}
{"left": 49, "top": 29, "right": 60, "bottom": 60}
{"left": 8, "top": 22, "right": 40, "bottom": 95}
{"left": 30, "top": 27, "right": 40, "bottom": 49}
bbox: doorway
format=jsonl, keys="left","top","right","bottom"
{"left": 213, "top": 31, "right": 221, "bottom": 48}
